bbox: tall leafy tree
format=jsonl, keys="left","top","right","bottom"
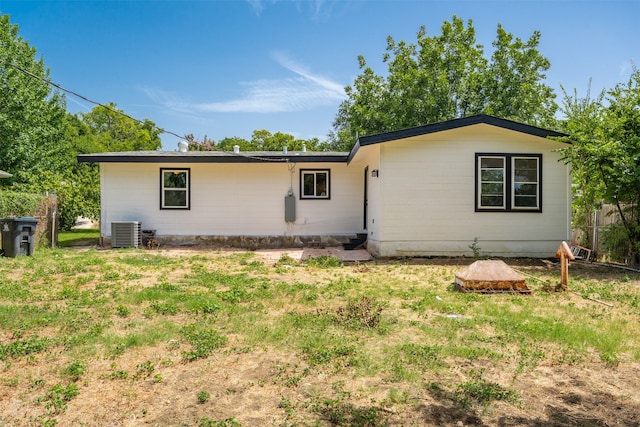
{"left": 331, "top": 16, "right": 557, "bottom": 149}
{"left": 214, "top": 130, "right": 322, "bottom": 152}
{"left": 77, "top": 103, "right": 162, "bottom": 152}
{"left": 558, "top": 83, "right": 605, "bottom": 250}
{"left": 0, "top": 14, "right": 166, "bottom": 229}
{"left": 49, "top": 104, "right": 162, "bottom": 229}
{"left": 560, "top": 68, "right": 640, "bottom": 266}
{"left": 0, "top": 14, "right": 69, "bottom": 185}
{"left": 484, "top": 25, "right": 557, "bottom": 126}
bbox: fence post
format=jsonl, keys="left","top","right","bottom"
{"left": 555, "top": 241, "right": 575, "bottom": 291}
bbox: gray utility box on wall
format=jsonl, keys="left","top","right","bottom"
{"left": 284, "top": 194, "right": 296, "bottom": 222}
{"left": 1, "top": 217, "right": 39, "bottom": 257}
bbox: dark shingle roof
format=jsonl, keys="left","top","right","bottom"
{"left": 347, "top": 114, "right": 568, "bottom": 162}
{"left": 78, "top": 150, "right": 349, "bottom": 164}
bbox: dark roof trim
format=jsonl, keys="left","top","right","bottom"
{"left": 78, "top": 151, "right": 349, "bottom": 164}
{"left": 348, "top": 114, "right": 568, "bottom": 162}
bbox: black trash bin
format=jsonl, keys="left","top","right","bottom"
{"left": 1, "top": 217, "right": 39, "bottom": 257}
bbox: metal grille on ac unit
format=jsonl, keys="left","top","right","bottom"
{"left": 111, "top": 221, "right": 142, "bottom": 248}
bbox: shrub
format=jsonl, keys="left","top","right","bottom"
{"left": 600, "top": 222, "right": 632, "bottom": 263}
{"left": 0, "top": 191, "right": 43, "bottom": 218}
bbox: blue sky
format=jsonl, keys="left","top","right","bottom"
{"left": 0, "top": 0, "right": 638, "bottom": 150}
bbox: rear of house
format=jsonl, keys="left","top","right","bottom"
{"left": 79, "top": 115, "right": 571, "bottom": 257}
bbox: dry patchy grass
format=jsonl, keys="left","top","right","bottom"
{"left": 0, "top": 247, "right": 639, "bottom": 426}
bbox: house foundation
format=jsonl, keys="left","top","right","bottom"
{"left": 102, "top": 234, "right": 355, "bottom": 250}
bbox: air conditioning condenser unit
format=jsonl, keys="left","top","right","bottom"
{"left": 111, "top": 221, "right": 142, "bottom": 248}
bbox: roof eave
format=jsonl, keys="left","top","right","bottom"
{"left": 77, "top": 152, "right": 350, "bottom": 164}
{"left": 357, "top": 114, "right": 569, "bottom": 147}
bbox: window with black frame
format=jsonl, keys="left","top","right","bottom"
{"left": 300, "top": 169, "right": 330, "bottom": 199}
{"left": 476, "top": 154, "right": 541, "bottom": 212}
{"left": 160, "top": 168, "right": 190, "bottom": 209}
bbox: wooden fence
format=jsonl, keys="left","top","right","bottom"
{"left": 572, "top": 204, "right": 627, "bottom": 262}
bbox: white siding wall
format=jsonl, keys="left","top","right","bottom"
{"left": 376, "top": 125, "right": 571, "bottom": 257}
{"left": 100, "top": 161, "right": 363, "bottom": 239}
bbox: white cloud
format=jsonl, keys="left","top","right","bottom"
{"left": 146, "top": 53, "right": 346, "bottom": 114}
{"left": 246, "top": 0, "right": 335, "bottom": 20}
{"left": 272, "top": 51, "right": 345, "bottom": 95}
{"left": 246, "top": 0, "right": 266, "bottom": 15}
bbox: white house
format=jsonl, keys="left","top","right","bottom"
{"left": 78, "top": 115, "right": 571, "bottom": 257}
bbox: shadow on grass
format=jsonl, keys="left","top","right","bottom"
{"left": 58, "top": 229, "right": 100, "bottom": 247}
{"left": 421, "top": 384, "right": 634, "bottom": 427}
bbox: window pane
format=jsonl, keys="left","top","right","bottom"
{"left": 479, "top": 156, "right": 505, "bottom": 209}
{"left": 514, "top": 158, "right": 538, "bottom": 182}
{"left": 481, "top": 195, "right": 504, "bottom": 207}
{"left": 481, "top": 183, "right": 504, "bottom": 194}
{"left": 164, "top": 190, "right": 186, "bottom": 207}
{"left": 514, "top": 169, "right": 538, "bottom": 182}
{"left": 316, "top": 172, "right": 327, "bottom": 196}
{"left": 513, "top": 158, "right": 539, "bottom": 209}
{"left": 481, "top": 169, "right": 504, "bottom": 181}
{"left": 514, "top": 195, "right": 538, "bottom": 207}
{"left": 515, "top": 158, "right": 538, "bottom": 170}
{"left": 481, "top": 158, "right": 504, "bottom": 168}
{"left": 514, "top": 183, "right": 537, "bottom": 196}
{"left": 303, "top": 173, "right": 315, "bottom": 196}
{"left": 164, "top": 171, "right": 187, "bottom": 188}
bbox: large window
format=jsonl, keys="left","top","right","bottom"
{"left": 300, "top": 169, "right": 330, "bottom": 199}
{"left": 476, "top": 154, "right": 541, "bottom": 212}
{"left": 160, "top": 168, "right": 190, "bottom": 209}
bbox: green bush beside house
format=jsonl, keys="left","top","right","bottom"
{"left": 0, "top": 190, "right": 58, "bottom": 249}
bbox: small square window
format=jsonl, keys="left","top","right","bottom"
{"left": 160, "top": 168, "right": 190, "bottom": 209}
{"left": 300, "top": 169, "right": 330, "bottom": 199}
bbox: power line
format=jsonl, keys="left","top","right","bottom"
{"left": 0, "top": 59, "right": 188, "bottom": 140}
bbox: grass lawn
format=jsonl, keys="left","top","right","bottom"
{"left": 57, "top": 229, "right": 100, "bottom": 248}
{"left": 0, "top": 244, "right": 639, "bottom": 426}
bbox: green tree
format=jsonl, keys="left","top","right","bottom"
{"left": 215, "top": 136, "right": 251, "bottom": 151}
{"left": 0, "top": 14, "right": 69, "bottom": 185}
{"left": 558, "top": 82, "right": 605, "bottom": 249}
{"left": 331, "top": 16, "right": 557, "bottom": 150}
{"left": 560, "top": 67, "right": 640, "bottom": 266}
{"left": 214, "top": 131, "right": 323, "bottom": 152}
{"left": 0, "top": 14, "right": 164, "bottom": 230}
{"left": 485, "top": 25, "right": 557, "bottom": 126}
{"left": 14, "top": 104, "right": 163, "bottom": 230}
{"left": 77, "top": 103, "right": 161, "bottom": 152}
{"left": 51, "top": 105, "right": 162, "bottom": 229}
